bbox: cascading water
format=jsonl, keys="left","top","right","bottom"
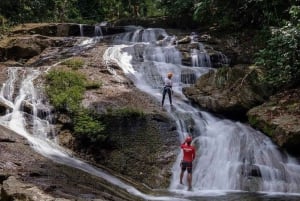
{"left": 190, "top": 34, "right": 212, "bottom": 67}
{"left": 95, "top": 25, "right": 103, "bottom": 38}
{"left": 1, "top": 26, "right": 300, "bottom": 201}
{"left": 79, "top": 24, "right": 84, "bottom": 36}
{"left": 190, "top": 32, "right": 228, "bottom": 68}
{"left": 0, "top": 66, "right": 189, "bottom": 201}
{"left": 103, "top": 27, "right": 300, "bottom": 196}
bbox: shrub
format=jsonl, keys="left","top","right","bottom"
{"left": 45, "top": 69, "right": 107, "bottom": 143}
{"left": 45, "top": 70, "right": 86, "bottom": 111}
{"left": 255, "top": 6, "right": 300, "bottom": 90}
{"left": 73, "top": 109, "right": 105, "bottom": 142}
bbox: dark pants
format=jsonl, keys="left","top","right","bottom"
{"left": 162, "top": 86, "right": 172, "bottom": 106}
{"left": 181, "top": 161, "right": 193, "bottom": 173}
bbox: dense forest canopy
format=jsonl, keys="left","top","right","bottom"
{"left": 0, "top": 0, "right": 299, "bottom": 90}
{"left": 0, "top": 0, "right": 298, "bottom": 26}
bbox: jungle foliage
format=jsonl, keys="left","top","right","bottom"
{"left": 0, "top": 0, "right": 297, "bottom": 27}
{"left": 0, "top": 0, "right": 159, "bottom": 25}
{"left": 255, "top": 5, "right": 300, "bottom": 90}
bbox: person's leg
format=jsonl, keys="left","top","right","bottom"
{"left": 187, "top": 163, "right": 193, "bottom": 190}
{"left": 187, "top": 173, "right": 192, "bottom": 190}
{"left": 167, "top": 88, "right": 172, "bottom": 105}
{"left": 180, "top": 161, "right": 186, "bottom": 184}
{"left": 180, "top": 170, "right": 184, "bottom": 184}
{"left": 162, "top": 88, "right": 166, "bottom": 106}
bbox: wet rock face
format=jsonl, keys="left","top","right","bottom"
{"left": 247, "top": 88, "right": 300, "bottom": 156}
{"left": 0, "top": 124, "right": 142, "bottom": 201}
{"left": 11, "top": 23, "right": 127, "bottom": 37}
{"left": 1, "top": 176, "right": 64, "bottom": 201}
{"left": 65, "top": 112, "right": 178, "bottom": 189}
{"left": 0, "top": 23, "right": 128, "bottom": 64}
{"left": 0, "top": 103, "right": 7, "bottom": 115}
{"left": 101, "top": 113, "right": 178, "bottom": 188}
{"left": 182, "top": 65, "right": 271, "bottom": 120}
{"left": 0, "top": 35, "right": 63, "bottom": 62}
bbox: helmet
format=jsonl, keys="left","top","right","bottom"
{"left": 167, "top": 72, "right": 173, "bottom": 78}
{"left": 185, "top": 136, "right": 192, "bottom": 143}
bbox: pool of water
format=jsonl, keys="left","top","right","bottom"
{"left": 168, "top": 191, "right": 300, "bottom": 201}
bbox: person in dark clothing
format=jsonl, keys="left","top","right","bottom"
{"left": 162, "top": 72, "right": 173, "bottom": 107}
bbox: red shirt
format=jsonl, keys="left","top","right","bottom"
{"left": 181, "top": 143, "right": 196, "bottom": 162}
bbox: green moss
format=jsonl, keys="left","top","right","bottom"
{"left": 85, "top": 81, "right": 102, "bottom": 90}
{"left": 261, "top": 124, "right": 275, "bottom": 137}
{"left": 62, "top": 58, "right": 84, "bottom": 70}
{"left": 248, "top": 115, "right": 259, "bottom": 126}
{"left": 107, "top": 107, "right": 145, "bottom": 119}
{"left": 248, "top": 114, "right": 274, "bottom": 137}
{"left": 286, "top": 103, "right": 300, "bottom": 112}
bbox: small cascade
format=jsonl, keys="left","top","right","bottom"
{"left": 0, "top": 68, "right": 18, "bottom": 102}
{"left": 114, "top": 27, "right": 168, "bottom": 44}
{"left": 190, "top": 32, "right": 212, "bottom": 67}
{"left": 79, "top": 24, "right": 84, "bottom": 36}
{"left": 144, "top": 45, "right": 182, "bottom": 64}
{"left": 94, "top": 25, "right": 103, "bottom": 38}
{"left": 191, "top": 47, "right": 212, "bottom": 67}
{"left": 190, "top": 32, "right": 229, "bottom": 68}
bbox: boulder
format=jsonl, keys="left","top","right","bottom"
{"left": 247, "top": 88, "right": 300, "bottom": 155}
{"left": 182, "top": 65, "right": 271, "bottom": 119}
{"left": 0, "top": 35, "right": 58, "bottom": 62}
{"left": 0, "top": 100, "right": 13, "bottom": 115}
{"left": 1, "top": 176, "right": 70, "bottom": 201}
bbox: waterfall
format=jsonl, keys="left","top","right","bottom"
{"left": 103, "top": 27, "right": 300, "bottom": 194}
{"left": 0, "top": 69, "right": 187, "bottom": 200}
{"left": 1, "top": 26, "right": 300, "bottom": 200}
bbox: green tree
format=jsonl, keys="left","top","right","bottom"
{"left": 193, "top": 0, "right": 293, "bottom": 28}
{"left": 53, "top": 0, "right": 79, "bottom": 22}
{"left": 77, "top": 0, "right": 104, "bottom": 22}
{"left": 159, "top": 0, "right": 194, "bottom": 18}
{"left": 0, "top": 0, "right": 56, "bottom": 24}
{"left": 255, "top": 6, "right": 300, "bottom": 90}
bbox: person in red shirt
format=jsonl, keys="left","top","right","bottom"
{"left": 180, "top": 136, "right": 196, "bottom": 190}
